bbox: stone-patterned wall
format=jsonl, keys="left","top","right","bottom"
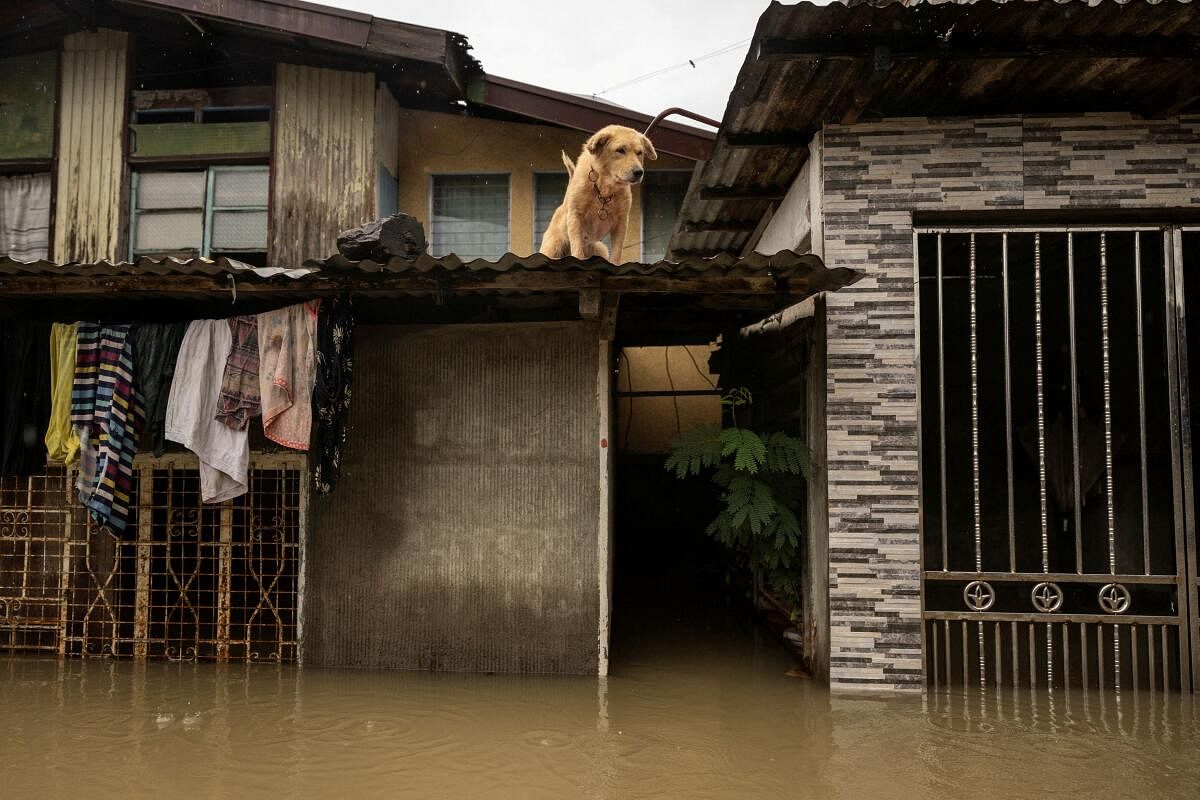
{"left": 821, "top": 113, "right": 1200, "bottom": 691}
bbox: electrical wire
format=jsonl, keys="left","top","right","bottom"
{"left": 665, "top": 348, "right": 681, "bottom": 438}
{"left": 619, "top": 349, "right": 634, "bottom": 453}
{"left": 683, "top": 344, "right": 716, "bottom": 389}
{"left": 594, "top": 38, "right": 752, "bottom": 97}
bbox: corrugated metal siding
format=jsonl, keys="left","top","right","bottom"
{"left": 304, "top": 322, "right": 603, "bottom": 674}
{"left": 53, "top": 29, "right": 128, "bottom": 263}
{"left": 270, "top": 64, "right": 376, "bottom": 268}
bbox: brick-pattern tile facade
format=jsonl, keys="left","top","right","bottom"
{"left": 821, "top": 113, "right": 1200, "bottom": 691}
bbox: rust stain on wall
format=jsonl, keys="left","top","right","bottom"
{"left": 270, "top": 63, "right": 376, "bottom": 267}
{"left": 53, "top": 29, "right": 128, "bottom": 263}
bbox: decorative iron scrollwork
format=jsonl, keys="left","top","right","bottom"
{"left": 963, "top": 580, "right": 996, "bottom": 612}
{"left": 1098, "top": 583, "right": 1131, "bottom": 614}
{"left": 0, "top": 509, "right": 31, "bottom": 538}
{"left": 1031, "top": 582, "right": 1064, "bottom": 613}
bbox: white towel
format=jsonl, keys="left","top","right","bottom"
{"left": 165, "top": 319, "right": 248, "bottom": 503}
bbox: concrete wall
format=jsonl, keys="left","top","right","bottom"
{"left": 819, "top": 112, "right": 1200, "bottom": 691}
{"left": 393, "top": 109, "right": 692, "bottom": 259}
{"left": 303, "top": 322, "right": 606, "bottom": 675}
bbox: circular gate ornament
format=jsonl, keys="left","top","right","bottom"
{"left": 963, "top": 580, "right": 996, "bottom": 612}
{"left": 1098, "top": 583, "right": 1132, "bottom": 614}
{"left": 1031, "top": 582, "right": 1064, "bottom": 613}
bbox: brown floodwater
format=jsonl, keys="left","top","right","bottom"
{"left": 3, "top": 615, "right": 1199, "bottom": 800}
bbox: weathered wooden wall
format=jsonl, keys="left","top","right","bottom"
{"left": 53, "top": 29, "right": 128, "bottom": 263}
{"left": 270, "top": 64, "right": 375, "bottom": 267}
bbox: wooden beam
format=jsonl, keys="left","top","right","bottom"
{"left": 0, "top": 269, "right": 816, "bottom": 297}
{"left": 579, "top": 287, "right": 601, "bottom": 319}
{"left": 700, "top": 185, "right": 788, "bottom": 201}
{"left": 723, "top": 131, "right": 811, "bottom": 148}
{"left": 756, "top": 35, "right": 1200, "bottom": 62}
{"left": 599, "top": 293, "right": 620, "bottom": 341}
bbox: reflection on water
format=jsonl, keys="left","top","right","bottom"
{"left": 2, "top": 641, "right": 1197, "bottom": 798}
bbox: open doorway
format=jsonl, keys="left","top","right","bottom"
{"left": 610, "top": 343, "right": 792, "bottom": 671}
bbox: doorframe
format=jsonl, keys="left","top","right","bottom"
{"left": 1175, "top": 225, "right": 1200, "bottom": 691}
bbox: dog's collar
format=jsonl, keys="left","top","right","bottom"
{"left": 589, "top": 168, "right": 615, "bottom": 220}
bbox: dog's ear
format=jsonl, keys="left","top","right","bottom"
{"left": 641, "top": 134, "right": 658, "bottom": 161}
{"left": 586, "top": 131, "right": 611, "bottom": 155}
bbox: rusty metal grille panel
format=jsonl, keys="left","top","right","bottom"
{"left": 0, "top": 457, "right": 301, "bottom": 663}
{"left": 0, "top": 472, "right": 74, "bottom": 653}
{"left": 915, "top": 227, "right": 1199, "bottom": 694}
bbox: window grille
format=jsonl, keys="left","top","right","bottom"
{"left": 0, "top": 455, "right": 302, "bottom": 663}
{"left": 533, "top": 171, "right": 568, "bottom": 253}
{"left": 640, "top": 171, "right": 690, "bottom": 263}
{"left": 429, "top": 174, "right": 510, "bottom": 260}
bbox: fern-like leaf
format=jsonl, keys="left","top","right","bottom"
{"left": 664, "top": 424, "right": 723, "bottom": 478}
{"left": 720, "top": 428, "right": 767, "bottom": 474}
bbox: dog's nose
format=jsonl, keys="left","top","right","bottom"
{"left": 631, "top": 168, "right": 644, "bottom": 181}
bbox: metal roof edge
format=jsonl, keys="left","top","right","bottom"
{"left": 467, "top": 75, "right": 715, "bottom": 162}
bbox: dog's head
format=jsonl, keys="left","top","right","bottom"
{"left": 585, "top": 125, "right": 657, "bottom": 185}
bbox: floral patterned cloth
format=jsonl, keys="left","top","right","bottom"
{"left": 312, "top": 296, "right": 355, "bottom": 495}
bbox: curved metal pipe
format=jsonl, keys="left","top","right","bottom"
{"left": 642, "top": 107, "right": 721, "bottom": 138}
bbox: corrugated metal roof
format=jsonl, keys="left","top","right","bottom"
{"left": 668, "top": 0, "right": 1199, "bottom": 259}
{"left": 311, "top": 250, "right": 828, "bottom": 279}
{"left": 0, "top": 255, "right": 314, "bottom": 280}
{"left": 0, "top": 249, "right": 844, "bottom": 283}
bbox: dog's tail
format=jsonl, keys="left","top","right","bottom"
{"left": 561, "top": 150, "right": 575, "bottom": 178}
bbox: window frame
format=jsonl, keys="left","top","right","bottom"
{"left": 639, "top": 169, "right": 693, "bottom": 263}
{"left": 427, "top": 171, "right": 512, "bottom": 260}
{"left": 129, "top": 164, "right": 269, "bottom": 260}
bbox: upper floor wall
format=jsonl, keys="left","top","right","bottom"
{"left": 395, "top": 110, "right": 693, "bottom": 262}
{"left": 0, "top": 29, "right": 695, "bottom": 268}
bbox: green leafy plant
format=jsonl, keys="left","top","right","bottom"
{"left": 665, "top": 388, "right": 812, "bottom": 605}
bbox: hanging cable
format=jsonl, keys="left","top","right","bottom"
{"left": 593, "top": 38, "right": 752, "bottom": 97}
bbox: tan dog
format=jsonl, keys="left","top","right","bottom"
{"left": 539, "top": 125, "right": 657, "bottom": 263}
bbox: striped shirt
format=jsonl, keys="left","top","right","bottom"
{"left": 72, "top": 323, "right": 144, "bottom": 532}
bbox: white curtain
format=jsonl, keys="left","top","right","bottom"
{"left": 0, "top": 173, "right": 51, "bottom": 262}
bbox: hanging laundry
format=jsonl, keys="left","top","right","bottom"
{"left": 69, "top": 323, "right": 143, "bottom": 532}
{"left": 216, "top": 315, "right": 261, "bottom": 431}
{"left": 165, "top": 319, "right": 248, "bottom": 503}
{"left": 258, "top": 300, "right": 320, "bottom": 451}
{"left": 130, "top": 322, "right": 188, "bottom": 457}
{"left": 45, "top": 322, "right": 80, "bottom": 464}
{"left": 312, "top": 296, "right": 355, "bottom": 495}
{"left": 0, "top": 320, "right": 51, "bottom": 477}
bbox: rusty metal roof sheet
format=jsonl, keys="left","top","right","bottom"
{"left": 668, "top": 0, "right": 1199, "bottom": 259}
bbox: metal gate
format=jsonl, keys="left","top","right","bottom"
{"left": 916, "top": 226, "right": 1200, "bottom": 693}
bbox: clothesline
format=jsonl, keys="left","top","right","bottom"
{"left": 0, "top": 297, "right": 355, "bottom": 533}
